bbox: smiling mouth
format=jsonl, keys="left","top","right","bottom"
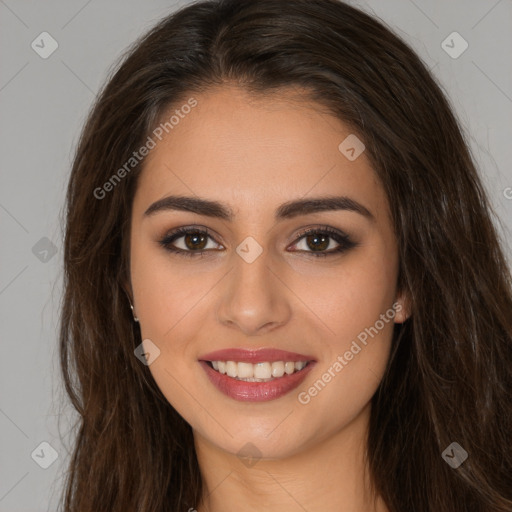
{"left": 204, "top": 360, "right": 312, "bottom": 382}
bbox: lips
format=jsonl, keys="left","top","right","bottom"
{"left": 199, "top": 348, "right": 315, "bottom": 363}
{"left": 198, "top": 348, "right": 316, "bottom": 402}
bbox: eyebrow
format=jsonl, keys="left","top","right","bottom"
{"left": 143, "top": 195, "right": 375, "bottom": 222}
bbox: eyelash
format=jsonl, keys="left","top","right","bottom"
{"left": 158, "top": 225, "right": 357, "bottom": 259}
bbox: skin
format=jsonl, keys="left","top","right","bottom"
{"left": 127, "top": 85, "right": 409, "bottom": 512}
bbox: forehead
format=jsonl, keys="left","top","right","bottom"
{"left": 133, "top": 86, "right": 388, "bottom": 222}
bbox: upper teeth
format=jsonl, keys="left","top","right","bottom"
{"left": 211, "top": 360, "right": 308, "bottom": 381}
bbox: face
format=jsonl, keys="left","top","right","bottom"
{"left": 128, "top": 85, "right": 408, "bottom": 460}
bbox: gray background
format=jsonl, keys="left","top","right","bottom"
{"left": 1, "top": 0, "right": 511, "bottom": 510}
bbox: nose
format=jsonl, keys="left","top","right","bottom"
{"left": 215, "top": 247, "right": 292, "bottom": 336}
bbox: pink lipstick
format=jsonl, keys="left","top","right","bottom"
{"left": 198, "top": 348, "right": 316, "bottom": 402}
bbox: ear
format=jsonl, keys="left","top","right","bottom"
{"left": 121, "top": 276, "right": 134, "bottom": 304}
{"left": 393, "top": 288, "right": 411, "bottom": 324}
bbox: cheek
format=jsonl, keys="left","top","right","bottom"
{"left": 129, "top": 239, "right": 220, "bottom": 401}
{"left": 295, "top": 305, "right": 395, "bottom": 440}
{"left": 130, "top": 246, "right": 211, "bottom": 423}
{"left": 289, "top": 238, "right": 398, "bottom": 347}
{"left": 130, "top": 235, "right": 211, "bottom": 339}
{"left": 292, "top": 240, "right": 397, "bottom": 411}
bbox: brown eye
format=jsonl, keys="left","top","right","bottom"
{"left": 290, "top": 226, "right": 357, "bottom": 258}
{"left": 182, "top": 231, "right": 208, "bottom": 250}
{"left": 304, "top": 233, "right": 330, "bottom": 252}
{"left": 159, "top": 227, "right": 222, "bottom": 257}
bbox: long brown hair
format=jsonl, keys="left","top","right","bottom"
{"left": 58, "top": 0, "right": 512, "bottom": 510}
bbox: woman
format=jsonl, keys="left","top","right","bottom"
{"left": 58, "top": 0, "right": 512, "bottom": 510}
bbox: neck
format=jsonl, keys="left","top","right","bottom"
{"left": 194, "top": 403, "right": 388, "bottom": 512}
